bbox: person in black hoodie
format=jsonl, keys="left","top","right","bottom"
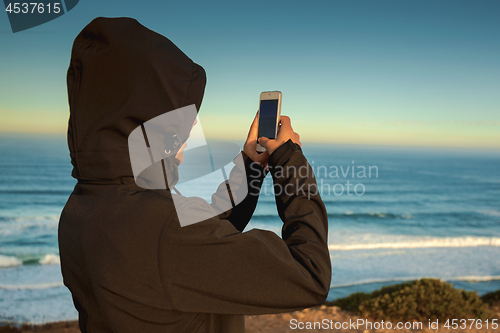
{"left": 59, "top": 17, "right": 331, "bottom": 333}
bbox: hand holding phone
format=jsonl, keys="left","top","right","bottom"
{"left": 256, "top": 91, "right": 282, "bottom": 152}
{"left": 258, "top": 116, "right": 301, "bottom": 155}
{"left": 243, "top": 112, "right": 270, "bottom": 166}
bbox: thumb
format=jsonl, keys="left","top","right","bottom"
{"left": 279, "top": 116, "right": 291, "bottom": 130}
{"left": 258, "top": 137, "right": 271, "bottom": 149}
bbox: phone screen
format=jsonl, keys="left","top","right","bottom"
{"left": 259, "top": 99, "right": 279, "bottom": 139}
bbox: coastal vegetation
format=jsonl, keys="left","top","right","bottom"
{"left": 326, "top": 278, "right": 496, "bottom": 321}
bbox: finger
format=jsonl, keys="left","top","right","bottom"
{"left": 280, "top": 116, "right": 291, "bottom": 126}
{"left": 247, "top": 110, "right": 260, "bottom": 140}
{"left": 295, "top": 133, "right": 300, "bottom": 142}
{"left": 279, "top": 116, "right": 292, "bottom": 131}
{"left": 258, "top": 137, "right": 270, "bottom": 149}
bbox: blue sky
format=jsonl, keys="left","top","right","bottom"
{"left": 1, "top": 0, "right": 499, "bottom": 149}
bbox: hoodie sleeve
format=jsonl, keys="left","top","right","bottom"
{"left": 209, "top": 151, "right": 267, "bottom": 232}
{"left": 158, "top": 140, "right": 331, "bottom": 315}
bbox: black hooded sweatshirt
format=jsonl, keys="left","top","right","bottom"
{"left": 59, "top": 17, "right": 331, "bottom": 333}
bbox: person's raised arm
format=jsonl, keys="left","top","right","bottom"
{"left": 210, "top": 112, "right": 269, "bottom": 231}
{"left": 158, "top": 115, "right": 331, "bottom": 315}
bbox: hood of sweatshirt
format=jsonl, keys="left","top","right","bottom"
{"left": 66, "top": 17, "right": 206, "bottom": 181}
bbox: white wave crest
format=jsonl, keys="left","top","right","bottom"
{"left": 0, "top": 281, "right": 64, "bottom": 290}
{"left": 480, "top": 209, "right": 500, "bottom": 217}
{"left": 0, "top": 254, "right": 22, "bottom": 268}
{"left": 329, "top": 236, "right": 500, "bottom": 250}
{"left": 38, "top": 254, "right": 60, "bottom": 265}
{"left": 0, "top": 215, "right": 60, "bottom": 236}
{"left": 330, "top": 275, "right": 500, "bottom": 289}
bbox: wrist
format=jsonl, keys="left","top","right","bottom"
{"left": 266, "top": 140, "right": 285, "bottom": 155}
{"left": 268, "top": 139, "right": 301, "bottom": 167}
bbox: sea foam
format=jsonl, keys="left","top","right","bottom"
{"left": 330, "top": 275, "right": 500, "bottom": 289}
{"left": 329, "top": 236, "right": 500, "bottom": 250}
{"left": 39, "top": 254, "right": 60, "bottom": 265}
{"left": 0, "top": 255, "right": 22, "bottom": 268}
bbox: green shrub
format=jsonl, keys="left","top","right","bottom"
{"left": 481, "top": 289, "right": 500, "bottom": 307}
{"left": 0, "top": 324, "right": 21, "bottom": 333}
{"left": 327, "top": 279, "right": 495, "bottom": 321}
{"left": 325, "top": 292, "right": 372, "bottom": 312}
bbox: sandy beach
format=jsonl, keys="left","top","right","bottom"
{"left": 2, "top": 304, "right": 499, "bottom": 333}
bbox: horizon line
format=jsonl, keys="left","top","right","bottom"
{"left": 1, "top": 131, "right": 499, "bottom": 153}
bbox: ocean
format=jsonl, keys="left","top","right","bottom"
{"left": 0, "top": 135, "right": 499, "bottom": 324}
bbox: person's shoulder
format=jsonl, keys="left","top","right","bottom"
{"left": 122, "top": 185, "right": 177, "bottom": 213}
{"left": 135, "top": 187, "right": 219, "bottom": 224}
{"left": 126, "top": 185, "right": 173, "bottom": 201}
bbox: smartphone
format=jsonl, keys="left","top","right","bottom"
{"left": 256, "top": 91, "right": 282, "bottom": 152}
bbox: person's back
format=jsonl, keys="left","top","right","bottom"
{"left": 60, "top": 180, "right": 252, "bottom": 332}
{"left": 59, "top": 17, "right": 331, "bottom": 333}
